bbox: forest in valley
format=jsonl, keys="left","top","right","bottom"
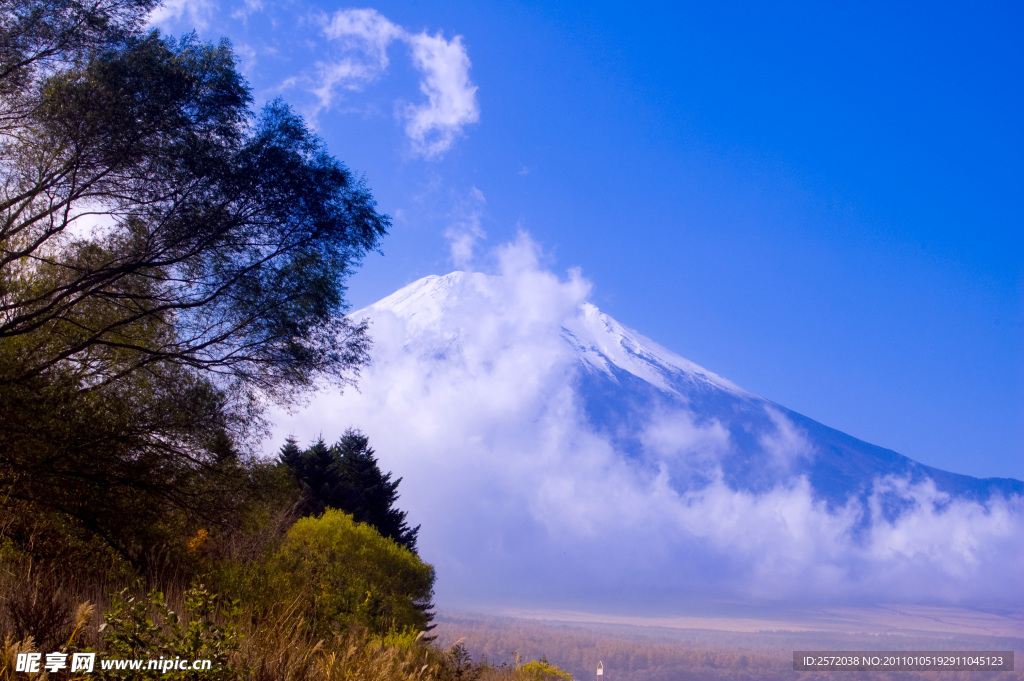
{"left": 432, "top": 614, "right": 1024, "bottom": 681}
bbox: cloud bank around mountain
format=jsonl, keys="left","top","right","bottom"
{"left": 269, "top": 234, "right": 1024, "bottom": 612}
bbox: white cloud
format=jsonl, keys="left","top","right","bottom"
{"left": 444, "top": 187, "right": 487, "bottom": 269}
{"left": 230, "top": 0, "right": 263, "bottom": 22}
{"left": 309, "top": 58, "right": 382, "bottom": 111}
{"left": 306, "top": 8, "right": 478, "bottom": 158}
{"left": 758, "top": 406, "right": 815, "bottom": 470}
{"left": 149, "top": 5, "right": 478, "bottom": 155}
{"left": 268, "top": 234, "right": 1024, "bottom": 611}
{"left": 301, "top": 9, "right": 402, "bottom": 115}
{"left": 148, "top": 0, "right": 217, "bottom": 30}
{"left": 402, "top": 31, "right": 480, "bottom": 159}
{"left": 322, "top": 7, "right": 402, "bottom": 65}
{"left": 640, "top": 409, "right": 730, "bottom": 463}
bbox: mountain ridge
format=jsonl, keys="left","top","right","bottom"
{"left": 356, "top": 271, "right": 1022, "bottom": 503}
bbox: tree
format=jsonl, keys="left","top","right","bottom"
{"left": 280, "top": 430, "right": 420, "bottom": 552}
{"left": 333, "top": 430, "right": 420, "bottom": 552}
{"left": 0, "top": 0, "right": 388, "bottom": 562}
{"left": 1, "top": 29, "right": 385, "bottom": 392}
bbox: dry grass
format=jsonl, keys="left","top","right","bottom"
{"left": 0, "top": 571, "right": 570, "bottom": 681}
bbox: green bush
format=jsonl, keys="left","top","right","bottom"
{"left": 518, "top": 658, "right": 573, "bottom": 680}
{"left": 98, "top": 584, "right": 241, "bottom": 680}
{"left": 265, "top": 510, "right": 434, "bottom": 636}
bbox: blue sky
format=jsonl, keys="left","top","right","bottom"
{"left": 152, "top": 1, "right": 1023, "bottom": 481}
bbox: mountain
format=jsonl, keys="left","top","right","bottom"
{"left": 271, "top": 269, "right": 1024, "bottom": 611}
{"left": 365, "top": 271, "right": 1021, "bottom": 503}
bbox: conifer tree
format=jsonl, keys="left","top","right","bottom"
{"left": 334, "top": 430, "right": 420, "bottom": 552}
{"left": 280, "top": 430, "right": 420, "bottom": 552}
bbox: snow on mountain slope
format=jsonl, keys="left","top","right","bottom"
{"left": 358, "top": 272, "right": 1021, "bottom": 503}
{"left": 360, "top": 271, "right": 746, "bottom": 397}
{"left": 564, "top": 302, "right": 747, "bottom": 398}
{"left": 272, "top": 264, "right": 1024, "bottom": 612}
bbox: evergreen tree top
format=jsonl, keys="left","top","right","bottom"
{"left": 279, "top": 429, "right": 419, "bottom": 553}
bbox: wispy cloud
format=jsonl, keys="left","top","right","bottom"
{"left": 149, "top": 5, "right": 478, "bottom": 158}
{"left": 230, "top": 0, "right": 263, "bottom": 22}
{"left": 322, "top": 7, "right": 402, "bottom": 64}
{"left": 758, "top": 406, "right": 814, "bottom": 470}
{"left": 309, "top": 58, "right": 382, "bottom": 110}
{"left": 444, "top": 187, "right": 487, "bottom": 269}
{"left": 309, "top": 8, "right": 478, "bottom": 158}
{"left": 148, "top": 0, "right": 217, "bottom": 30}
{"left": 402, "top": 31, "right": 479, "bottom": 159}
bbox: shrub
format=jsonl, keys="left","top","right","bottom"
{"left": 264, "top": 510, "right": 434, "bottom": 636}
{"left": 98, "top": 584, "right": 241, "bottom": 680}
{"left": 518, "top": 658, "right": 573, "bottom": 681}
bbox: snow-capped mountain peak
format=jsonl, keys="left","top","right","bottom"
{"left": 274, "top": 269, "right": 1024, "bottom": 610}
{"left": 362, "top": 272, "right": 746, "bottom": 398}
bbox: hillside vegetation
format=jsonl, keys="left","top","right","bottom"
{"left": 0, "top": 429, "right": 574, "bottom": 680}
{"left": 0, "top": 0, "right": 572, "bottom": 677}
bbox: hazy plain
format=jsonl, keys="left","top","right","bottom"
{"left": 433, "top": 607, "right": 1024, "bottom": 681}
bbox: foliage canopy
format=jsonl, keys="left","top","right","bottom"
{"left": 0, "top": 0, "right": 388, "bottom": 561}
